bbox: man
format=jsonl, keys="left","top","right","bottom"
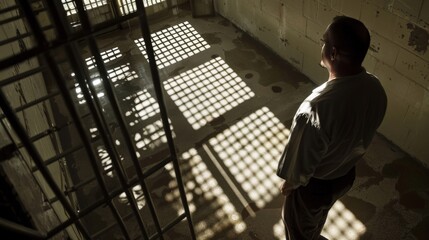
{"left": 277, "top": 16, "right": 387, "bottom": 239}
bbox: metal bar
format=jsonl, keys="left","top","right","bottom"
{"left": 0, "top": 5, "right": 19, "bottom": 15}
{"left": 84, "top": 25, "right": 166, "bottom": 240}
{"left": 65, "top": 177, "right": 97, "bottom": 194}
{"left": 67, "top": 154, "right": 170, "bottom": 238}
{"left": 0, "top": 78, "right": 89, "bottom": 122}
{"left": 0, "top": 121, "right": 82, "bottom": 240}
{"left": 145, "top": 213, "right": 188, "bottom": 240}
{"left": 110, "top": 0, "right": 123, "bottom": 25}
{"left": 0, "top": 217, "right": 46, "bottom": 239}
{"left": 64, "top": 175, "right": 96, "bottom": 194}
{"left": 135, "top": 1, "right": 196, "bottom": 239}
{"left": 48, "top": 154, "right": 172, "bottom": 238}
{"left": 0, "top": 65, "right": 44, "bottom": 88}
{"left": 153, "top": 213, "right": 187, "bottom": 240}
{"left": 64, "top": 42, "right": 132, "bottom": 240}
{"left": 0, "top": 14, "right": 24, "bottom": 26}
{"left": 6, "top": 1, "right": 131, "bottom": 239}
{"left": 50, "top": 155, "right": 171, "bottom": 206}
{"left": 42, "top": 5, "right": 134, "bottom": 238}
{"left": 30, "top": 145, "right": 83, "bottom": 172}
{"left": 0, "top": 25, "right": 53, "bottom": 51}
{"left": 0, "top": 47, "right": 39, "bottom": 69}
{"left": 47, "top": 197, "right": 110, "bottom": 238}
{"left": 48, "top": 182, "right": 131, "bottom": 238}
{"left": 5, "top": 2, "right": 91, "bottom": 238}
{"left": 0, "top": 90, "right": 59, "bottom": 120}
{"left": 140, "top": 156, "right": 170, "bottom": 179}
{"left": 0, "top": 5, "right": 50, "bottom": 23}
{"left": 44, "top": 0, "right": 70, "bottom": 39}
{"left": 70, "top": 1, "right": 169, "bottom": 238}
{"left": 60, "top": 165, "right": 178, "bottom": 240}
{"left": 0, "top": 10, "right": 141, "bottom": 69}
{"left": 62, "top": 1, "right": 139, "bottom": 237}
{"left": 77, "top": 10, "right": 152, "bottom": 240}
{"left": 87, "top": 34, "right": 165, "bottom": 238}
{"left": 90, "top": 209, "right": 136, "bottom": 239}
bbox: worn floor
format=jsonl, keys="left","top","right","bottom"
{"left": 63, "top": 6, "right": 429, "bottom": 240}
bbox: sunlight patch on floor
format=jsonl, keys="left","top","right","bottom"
{"left": 164, "top": 56, "right": 254, "bottom": 130}
{"left": 135, "top": 21, "right": 210, "bottom": 69}
{"left": 208, "top": 107, "right": 289, "bottom": 209}
{"left": 165, "top": 148, "right": 246, "bottom": 239}
{"left": 273, "top": 201, "right": 366, "bottom": 240}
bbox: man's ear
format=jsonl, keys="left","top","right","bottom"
{"left": 330, "top": 46, "right": 338, "bottom": 61}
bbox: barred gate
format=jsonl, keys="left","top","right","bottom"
{"left": 0, "top": 0, "right": 195, "bottom": 239}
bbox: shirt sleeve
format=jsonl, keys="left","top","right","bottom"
{"left": 276, "top": 113, "right": 328, "bottom": 188}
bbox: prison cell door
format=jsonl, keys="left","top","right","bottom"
{"left": 0, "top": 0, "right": 195, "bottom": 239}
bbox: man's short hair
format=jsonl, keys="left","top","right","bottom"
{"left": 329, "top": 16, "right": 370, "bottom": 64}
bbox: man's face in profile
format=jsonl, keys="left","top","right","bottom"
{"left": 320, "top": 29, "right": 330, "bottom": 69}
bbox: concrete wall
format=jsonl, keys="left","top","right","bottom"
{"left": 214, "top": 0, "right": 429, "bottom": 167}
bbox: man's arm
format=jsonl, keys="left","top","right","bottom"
{"left": 277, "top": 113, "right": 328, "bottom": 190}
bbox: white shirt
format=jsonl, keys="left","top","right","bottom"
{"left": 277, "top": 70, "right": 387, "bottom": 188}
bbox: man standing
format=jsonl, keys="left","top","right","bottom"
{"left": 277, "top": 16, "right": 387, "bottom": 239}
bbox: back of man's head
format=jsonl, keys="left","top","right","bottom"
{"left": 328, "top": 16, "right": 370, "bottom": 65}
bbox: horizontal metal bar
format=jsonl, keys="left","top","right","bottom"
{"left": 47, "top": 183, "right": 125, "bottom": 238}
{"left": 0, "top": 84, "right": 90, "bottom": 239}
{"left": 0, "top": 66, "right": 44, "bottom": 87}
{"left": 55, "top": 154, "right": 171, "bottom": 205}
{"left": 49, "top": 154, "right": 171, "bottom": 206}
{"left": 0, "top": 24, "right": 54, "bottom": 48}
{"left": 0, "top": 91, "right": 59, "bottom": 121}
{"left": 90, "top": 209, "right": 137, "bottom": 239}
{"left": 141, "top": 156, "right": 171, "bottom": 179}
{"left": 0, "top": 5, "right": 19, "bottom": 15}
{"left": 0, "top": 1, "right": 46, "bottom": 19}
{"left": 0, "top": 217, "right": 46, "bottom": 239}
{"left": 0, "top": 46, "right": 39, "bottom": 70}
{"left": 62, "top": 8, "right": 132, "bottom": 235}
{"left": 0, "top": 143, "right": 17, "bottom": 162}
{"left": 0, "top": 10, "right": 141, "bottom": 70}
{"left": 74, "top": 158, "right": 183, "bottom": 240}
{"left": 46, "top": 196, "right": 106, "bottom": 238}
{"left": 47, "top": 153, "right": 173, "bottom": 237}
{"left": 30, "top": 144, "right": 83, "bottom": 172}
{"left": 148, "top": 213, "right": 187, "bottom": 240}
{"left": 0, "top": 14, "right": 24, "bottom": 26}
{"left": 64, "top": 176, "right": 96, "bottom": 194}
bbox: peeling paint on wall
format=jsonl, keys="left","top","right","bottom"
{"left": 407, "top": 23, "right": 429, "bottom": 53}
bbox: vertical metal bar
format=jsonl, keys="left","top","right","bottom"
{"left": 45, "top": 0, "right": 71, "bottom": 39}
{"left": 10, "top": 1, "right": 92, "bottom": 238}
{"left": 84, "top": 33, "right": 166, "bottom": 240}
{"left": 81, "top": 14, "right": 166, "bottom": 240}
{"left": 72, "top": 0, "right": 153, "bottom": 239}
{"left": 110, "top": 0, "right": 123, "bottom": 26}
{"left": 14, "top": 1, "right": 133, "bottom": 239}
{"left": 135, "top": 1, "right": 196, "bottom": 239}
{"left": 66, "top": 44, "right": 132, "bottom": 240}
{"left": 43, "top": 2, "right": 134, "bottom": 239}
{"left": 0, "top": 72, "right": 91, "bottom": 238}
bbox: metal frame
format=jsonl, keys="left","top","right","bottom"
{"left": 0, "top": 0, "right": 196, "bottom": 239}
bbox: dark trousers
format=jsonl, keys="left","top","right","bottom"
{"left": 282, "top": 167, "right": 356, "bottom": 240}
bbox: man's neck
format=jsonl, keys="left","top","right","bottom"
{"left": 329, "top": 66, "right": 363, "bottom": 81}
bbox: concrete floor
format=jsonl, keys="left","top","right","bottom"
{"left": 66, "top": 6, "right": 429, "bottom": 240}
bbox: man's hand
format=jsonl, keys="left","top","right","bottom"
{"left": 280, "top": 180, "right": 294, "bottom": 196}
